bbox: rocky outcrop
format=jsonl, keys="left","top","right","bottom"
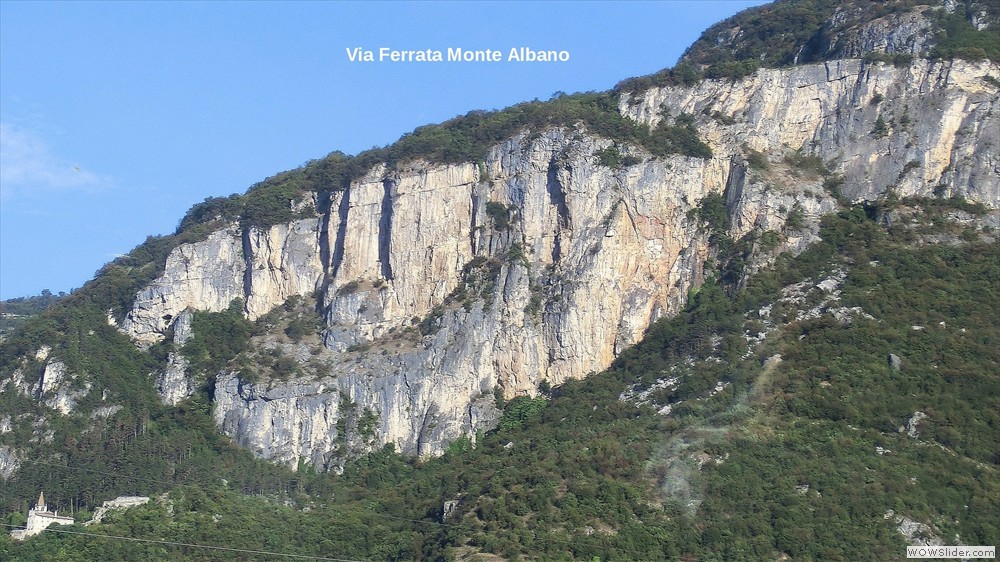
{"left": 906, "top": 411, "right": 929, "bottom": 438}
{"left": 885, "top": 510, "right": 946, "bottom": 547}
{"left": 122, "top": 58, "right": 998, "bottom": 467}
{"left": 2, "top": 356, "right": 91, "bottom": 416}
{"left": 682, "top": 0, "right": 995, "bottom": 69}
{"left": 85, "top": 496, "right": 150, "bottom": 526}
{"left": 122, "top": 227, "right": 244, "bottom": 344}
{"left": 156, "top": 309, "right": 195, "bottom": 406}
{"left": 888, "top": 353, "right": 903, "bottom": 371}
{"left": 0, "top": 445, "right": 20, "bottom": 480}
{"left": 820, "top": 4, "right": 936, "bottom": 60}
{"left": 37, "top": 361, "right": 90, "bottom": 415}
{"left": 619, "top": 59, "right": 1000, "bottom": 208}
{"left": 122, "top": 219, "right": 325, "bottom": 344}
{"left": 320, "top": 163, "right": 480, "bottom": 350}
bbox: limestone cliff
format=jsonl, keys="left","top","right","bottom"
{"left": 621, "top": 59, "right": 999, "bottom": 208}
{"left": 122, "top": 219, "right": 325, "bottom": 344}
{"left": 119, "top": 57, "right": 998, "bottom": 468}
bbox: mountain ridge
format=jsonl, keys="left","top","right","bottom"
{"left": 1, "top": 3, "right": 999, "bottom": 558}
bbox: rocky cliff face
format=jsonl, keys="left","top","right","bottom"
{"left": 820, "top": 3, "right": 935, "bottom": 60}
{"left": 122, "top": 219, "right": 325, "bottom": 345}
{"left": 119, "top": 57, "right": 999, "bottom": 468}
{"left": 622, "top": 59, "right": 999, "bottom": 207}
{"left": 0, "top": 345, "right": 92, "bottom": 417}
{"left": 156, "top": 310, "right": 194, "bottom": 406}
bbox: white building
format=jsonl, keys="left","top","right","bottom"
{"left": 9, "top": 491, "right": 75, "bottom": 540}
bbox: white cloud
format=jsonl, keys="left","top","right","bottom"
{"left": 0, "top": 122, "right": 107, "bottom": 196}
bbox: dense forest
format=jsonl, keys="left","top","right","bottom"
{"left": 2, "top": 196, "right": 996, "bottom": 560}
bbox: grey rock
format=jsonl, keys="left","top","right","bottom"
{"left": 825, "top": 7, "right": 935, "bottom": 59}
{"left": 85, "top": 496, "right": 150, "bottom": 526}
{"left": 0, "top": 446, "right": 20, "bottom": 480}
{"left": 18, "top": 360, "right": 92, "bottom": 416}
{"left": 442, "top": 499, "right": 461, "bottom": 522}
{"left": 156, "top": 310, "right": 195, "bottom": 406}
{"left": 894, "top": 514, "right": 944, "bottom": 547}
{"left": 907, "top": 411, "right": 928, "bottom": 438}
{"left": 889, "top": 353, "right": 903, "bottom": 371}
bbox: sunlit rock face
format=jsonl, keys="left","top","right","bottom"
{"left": 121, "top": 57, "right": 999, "bottom": 467}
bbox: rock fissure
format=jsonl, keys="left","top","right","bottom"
{"left": 378, "top": 178, "right": 396, "bottom": 281}
{"left": 240, "top": 229, "right": 254, "bottom": 309}
{"left": 330, "top": 188, "right": 351, "bottom": 282}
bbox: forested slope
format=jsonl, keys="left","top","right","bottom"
{"left": 3, "top": 197, "right": 996, "bottom": 560}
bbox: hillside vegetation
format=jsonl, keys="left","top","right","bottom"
{"left": 617, "top": 0, "right": 1000, "bottom": 94}
{"left": 0, "top": 292, "right": 65, "bottom": 340}
{"left": 3, "top": 197, "right": 996, "bottom": 561}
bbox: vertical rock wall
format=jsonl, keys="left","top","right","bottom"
{"left": 121, "top": 58, "right": 999, "bottom": 467}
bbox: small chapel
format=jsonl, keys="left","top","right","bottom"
{"left": 9, "top": 491, "right": 75, "bottom": 540}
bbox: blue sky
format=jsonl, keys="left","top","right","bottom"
{"left": 0, "top": 0, "right": 765, "bottom": 299}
